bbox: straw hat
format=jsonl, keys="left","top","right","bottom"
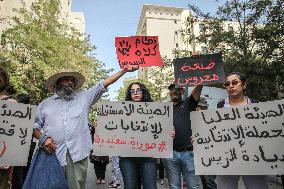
{"left": 46, "top": 71, "right": 85, "bottom": 92}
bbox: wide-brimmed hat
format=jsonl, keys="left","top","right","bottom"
{"left": 46, "top": 71, "right": 85, "bottom": 92}
{"left": 198, "top": 97, "right": 209, "bottom": 107}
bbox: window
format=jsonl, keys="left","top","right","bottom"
{"left": 187, "top": 28, "right": 191, "bottom": 34}
{"left": 175, "top": 31, "right": 178, "bottom": 35}
{"left": 174, "top": 20, "right": 177, "bottom": 24}
{"left": 201, "top": 46, "right": 208, "bottom": 54}
{"left": 176, "top": 43, "right": 179, "bottom": 48}
{"left": 228, "top": 26, "right": 234, "bottom": 32}
{"left": 199, "top": 23, "right": 205, "bottom": 32}
{"left": 73, "top": 18, "right": 81, "bottom": 24}
{"left": 160, "top": 13, "right": 162, "bottom": 15}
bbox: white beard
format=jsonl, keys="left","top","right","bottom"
{"left": 56, "top": 86, "right": 75, "bottom": 101}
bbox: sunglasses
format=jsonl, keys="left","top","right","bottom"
{"left": 130, "top": 89, "right": 142, "bottom": 95}
{"left": 223, "top": 80, "right": 241, "bottom": 88}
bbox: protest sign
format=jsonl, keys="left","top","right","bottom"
{"left": 94, "top": 101, "right": 173, "bottom": 158}
{"left": 174, "top": 53, "right": 225, "bottom": 87}
{"left": 115, "top": 36, "right": 163, "bottom": 68}
{"left": 0, "top": 100, "right": 36, "bottom": 166}
{"left": 191, "top": 99, "right": 284, "bottom": 175}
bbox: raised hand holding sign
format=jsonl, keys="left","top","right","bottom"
{"left": 174, "top": 53, "right": 225, "bottom": 87}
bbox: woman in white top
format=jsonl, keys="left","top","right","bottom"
{"left": 216, "top": 72, "right": 267, "bottom": 189}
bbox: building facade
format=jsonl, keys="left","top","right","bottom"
{"left": 136, "top": 4, "right": 230, "bottom": 104}
{"left": 0, "top": 0, "right": 85, "bottom": 35}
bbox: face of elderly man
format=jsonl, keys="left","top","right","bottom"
{"left": 55, "top": 76, "right": 76, "bottom": 100}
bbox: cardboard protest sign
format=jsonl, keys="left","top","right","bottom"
{"left": 115, "top": 36, "right": 163, "bottom": 68}
{"left": 174, "top": 53, "right": 225, "bottom": 87}
{"left": 191, "top": 99, "right": 284, "bottom": 175}
{"left": 94, "top": 101, "right": 173, "bottom": 158}
{"left": 0, "top": 100, "right": 36, "bottom": 166}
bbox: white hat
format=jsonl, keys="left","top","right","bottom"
{"left": 45, "top": 71, "right": 85, "bottom": 92}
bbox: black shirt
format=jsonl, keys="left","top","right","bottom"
{"left": 173, "top": 95, "right": 198, "bottom": 149}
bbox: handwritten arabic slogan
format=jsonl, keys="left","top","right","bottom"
{"left": 0, "top": 100, "right": 36, "bottom": 166}
{"left": 174, "top": 53, "right": 225, "bottom": 87}
{"left": 115, "top": 36, "right": 164, "bottom": 68}
{"left": 94, "top": 101, "right": 173, "bottom": 158}
{"left": 190, "top": 99, "right": 284, "bottom": 175}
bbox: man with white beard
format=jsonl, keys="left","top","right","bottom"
{"left": 33, "top": 66, "right": 138, "bottom": 189}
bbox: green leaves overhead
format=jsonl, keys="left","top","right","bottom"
{"left": 0, "top": 0, "right": 111, "bottom": 103}
{"left": 176, "top": 0, "right": 284, "bottom": 101}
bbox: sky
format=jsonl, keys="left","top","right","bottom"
{"left": 71, "top": 0, "right": 222, "bottom": 100}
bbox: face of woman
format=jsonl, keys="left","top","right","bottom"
{"left": 130, "top": 84, "right": 143, "bottom": 102}
{"left": 224, "top": 74, "right": 245, "bottom": 98}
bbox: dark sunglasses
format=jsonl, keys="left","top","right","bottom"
{"left": 223, "top": 80, "right": 241, "bottom": 88}
{"left": 130, "top": 89, "right": 142, "bottom": 94}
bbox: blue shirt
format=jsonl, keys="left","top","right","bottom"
{"left": 34, "top": 81, "right": 107, "bottom": 166}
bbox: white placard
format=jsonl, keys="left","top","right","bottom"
{"left": 0, "top": 100, "right": 36, "bottom": 166}
{"left": 191, "top": 99, "right": 284, "bottom": 175}
{"left": 94, "top": 101, "right": 173, "bottom": 158}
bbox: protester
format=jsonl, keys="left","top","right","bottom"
{"left": 108, "top": 156, "right": 122, "bottom": 189}
{"left": 33, "top": 66, "right": 138, "bottom": 189}
{"left": 157, "top": 158, "right": 165, "bottom": 185}
{"left": 119, "top": 82, "right": 157, "bottom": 189}
{"left": 163, "top": 83, "right": 202, "bottom": 189}
{"left": 11, "top": 94, "right": 33, "bottom": 189}
{"left": 89, "top": 122, "right": 109, "bottom": 185}
{"left": 216, "top": 72, "right": 267, "bottom": 189}
{"left": 89, "top": 150, "right": 109, "bottom": 185}
{"left": 0, "top": 68, "right": 17, "bottom": 189}
{"left": 196, "top": 97, "right": 217, "bottom": 189}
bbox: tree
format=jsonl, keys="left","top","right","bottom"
{"left": 0, "top": 0, "right": 111, "bottom": 103}
{"left": 178, "top": 0, "right": 284, "bottom": 101}
{"left": 147, "top": 56, "right": 174, "bottom": 101}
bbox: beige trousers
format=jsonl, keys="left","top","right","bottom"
{"left": 64, "top": 151, "right": 88, "bottom": 189}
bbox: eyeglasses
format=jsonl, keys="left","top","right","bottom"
{"left": 223, "top": 80, "right": 241, "bottom": 88}
{"left": 130, "top": 89, "right": 142, "bottom": 95}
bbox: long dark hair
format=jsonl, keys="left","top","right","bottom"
{"left": 125, "top": 82, "right": 153, "bottom": 102}
{"left": 227, "top": 72, "right": 247, "bottom": 84}
{"left": 0, "top": 68, "right": 9, "bottom": 92}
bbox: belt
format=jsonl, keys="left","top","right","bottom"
{"left": 173, "top": 146, "right": 193, "bottom": 152}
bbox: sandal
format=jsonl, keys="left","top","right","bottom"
{"left": 100, "top": 179, "right": 106, "bottom": 184}
{"left": 96, "top": 179, "right": 101, "bottom": 184}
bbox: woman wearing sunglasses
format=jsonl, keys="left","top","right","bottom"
{"left": 119, "top": 82, "right": 157, "bottom": 189}
{"left": 216, "top": 72, "right": 267, "bottom": 189}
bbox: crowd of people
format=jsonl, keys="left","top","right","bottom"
{"left": 0, "top": 66, "right": 283, "bottom": 189}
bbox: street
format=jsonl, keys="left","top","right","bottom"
{"left": 85, "top": 160, "right": 283, "bottom": 189}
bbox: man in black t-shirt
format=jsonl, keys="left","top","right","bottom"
{"left": 163, "top": 83, "right": 202, "bottom": 189}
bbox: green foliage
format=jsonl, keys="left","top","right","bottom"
{"left": 178, "top": 0, "right": 284, "bottom": 101}
{"left": 0, "top": 0, "right": 111, "bottom": 103}
{"left": 147, "top": 56, "right": 174, "bottom": 101}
